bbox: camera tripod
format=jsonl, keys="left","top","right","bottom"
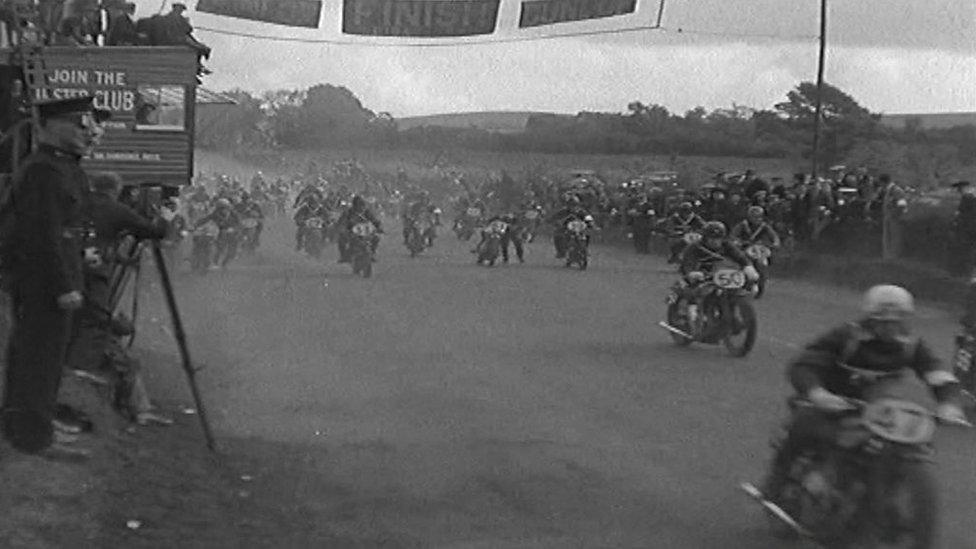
{"left": 109, "top": 237, "right": 216, "bottom": 452}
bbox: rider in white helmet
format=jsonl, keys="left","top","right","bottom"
{"left": 757, "top": 284, "right": 967, "bottom": 501}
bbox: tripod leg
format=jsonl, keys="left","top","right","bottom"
{"left": 150, "top": 240, "right": 217, "bottom": 452}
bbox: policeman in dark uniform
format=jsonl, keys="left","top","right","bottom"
{"left": 1, "top": 96, "right": 105, "bottom": 458}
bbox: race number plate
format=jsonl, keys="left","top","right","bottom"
{"left": 241, "top": 218, "right": 259, "bottom": 229}
{"left": 352, "top": 222, "right": 374, "bottom": 237}
{"left": 489, "top": 220, "right": 508, "bottom": 233}
{"left": 525, "top": 210, "right": 539, "bottom": 220}
{"left": 861, "top": 399, "right": 936, "bottom": 444}
{"left": 306, "top": 217, "right": 324, "bottom": 229}
{"left": 566, "top": 220, "right": 587, "bottom": 233}
{"left": 713, "top": 269, "right": 746, "bottom": 289}
{"left": 466, "top": 208, "right": 482, "bottom": 217}
{"left": 683, "top": 232, "right": 702, "bottom": 245}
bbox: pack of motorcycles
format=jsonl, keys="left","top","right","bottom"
{"left": 187, "top": 190, "right": 975, "bottom": 547}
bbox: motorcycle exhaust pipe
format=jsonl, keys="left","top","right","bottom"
{"left": 658, "top": 321, "right": 693, "bottom": 340}
{"left": 739, "top": 482, "right": 812, "bottom": 539}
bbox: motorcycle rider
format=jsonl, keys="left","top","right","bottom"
{"left": 293, "top": 181, "right": 324, "bottom": 209}
{"left": 664, "top": 202, "right": 706, "bottom": 263}
{"left": 731, "top": 205, "right": 781, "bottom": 249}
{"left": 403, "top": 191, "right": 439, "bottom": 247}
{"left": 474, "top": 213, "right": 525, "bottom": 263}
{"left": 293, "top": 193, "right": 328, "bottom": 252}
{"left": 678, "top": 221, "right": 759, "bottom": 329}
{"left": 236, "top": 192, "right": 265, "bottom": 250}
{"left": 758, "top": 285, "right": 967, "bottom": 501}
{"left": 193, "top": 198, "right": 241, "bottom": 268}
{"left": 550, "top": 195, "right": 593, "bottom": 259}
{"left": 337, "top": 195, "right": 382, "bottom": 263}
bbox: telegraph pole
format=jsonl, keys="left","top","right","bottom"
{"left": 811, "top": 0, "right": 827, "bottom": 179}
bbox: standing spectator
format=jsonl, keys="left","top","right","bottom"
{"left": 0, "top": 96, "right": 102, "bottom": 460}
{"left": 158, "top": 3, "right": 211, "bottom": 74}
{"left": 701, "top": 187, "right": 727, "bottom": 222}
{"left": 724, "top": 192, "right": 748, "bottom": 229}
{"left": 105, "top": 2, "right": 140, "bottom": 45}
{"left": 875, "top": 174, "right": 908, "bottom": 260}
{"left": 745, "top": 174, "right": 770, "bottom": 199}
{"left": 949, "top": 181, "right": 976, "bottom": 276}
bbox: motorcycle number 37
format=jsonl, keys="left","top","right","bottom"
{"left": 861, "top": 399, "right": 936, "bottom": 445}
{"left": 712, "top": 269, "right": 746, "bottom": 289}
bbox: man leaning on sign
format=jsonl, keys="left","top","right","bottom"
{"left": 1, "top": 96, "right": 108, "bottom": 461}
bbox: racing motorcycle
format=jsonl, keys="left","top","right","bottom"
{"left": 302, "top": 216, "right": 327, "bottom": 260}
{"left": 744, "top": 243, "right": 773, "bottom": 299}
{"left": 476, "top": 219, "right": 507, "bottom": 267}
{"left": 406, "top": 218, "right": 430, "bottom": 258}
{"left": 741, "top": 367, "right": 971, "bottom": 549}
{"left": 190, "top": 221, "right": 218, "bottom": 274}
{"left": 660, "top": 262, "right": 758, "bottom": 357}
{"left": 239, "top": 217, "right": 261, "bottom": 255}
{"left": 349, "top": 221, "right": 376, "bottom": 278}
{"left": 213, "top": 226, "right": 239, "bottom": 268}
{"left": 521, "top": 206, "right": 543, "bottom": 243}
{"left": 564, "top": 218, "right": 590, "bottom": 270}
{"left": 454, "top": 207, "right": 481, "bottom": 241}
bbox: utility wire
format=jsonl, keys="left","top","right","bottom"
{"left": 195, "top": 23, "right": 818, "bottom": 47}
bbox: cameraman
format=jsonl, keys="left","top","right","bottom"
{"left": 66, "top": 172, "right": 170, "bottom": 426}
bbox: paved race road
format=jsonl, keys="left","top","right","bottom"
{"left": 139, "top": 215, "right": 975, "bottom": 548}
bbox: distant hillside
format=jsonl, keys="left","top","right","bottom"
{"left": 397, "top": 110, "right": 976, "bottom": 134}
{"left": 879, "top": 112, "right": 976, "bottom": 129}
{"left": 396, "top": 111, "right": 568, "bottom": 133}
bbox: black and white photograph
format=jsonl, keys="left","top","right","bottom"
{"left": 0, "top": 0, "right": 973, "bottom": 547}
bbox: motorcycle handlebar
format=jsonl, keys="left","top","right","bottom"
{"left": 794, "top": 396, "right": 973, "bottom": 427}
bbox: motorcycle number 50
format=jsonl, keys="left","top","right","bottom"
{"left": 862, "top": 399, "right": 936, "bottom": 444}
{"left": 712, "top": 269, "right": 746, "bottom": 289}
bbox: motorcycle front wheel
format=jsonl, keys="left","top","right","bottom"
{"left": 353, "top": 250, "right": 372, "bottom": 278}
{"left": 666, "top": 299, "right": 694, "bottom": 347}
{"left": 865, "top": 461, "right": 938, "bottom": 549}
{"left": 723, "top": 296, "right": 757, "bottom": 357}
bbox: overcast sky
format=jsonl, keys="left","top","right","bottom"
{"left": 134, "top": 0, "right": 975, "bottom": 117}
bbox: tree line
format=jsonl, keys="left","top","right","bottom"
{"left": 196, "top": 81, "right": 976, "bottom": 188}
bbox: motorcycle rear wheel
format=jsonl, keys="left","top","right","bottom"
{"left": 723, "top": 297, "right": 757, "bottom": 357}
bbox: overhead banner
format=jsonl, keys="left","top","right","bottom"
{"left": 342, "top": 0, "right": 501, "bottom": 37}
{"left": 196, "top": 0, "right": 323, "bottom": 28}
{"left": 519, "top": 0, "right": 637, "bottom": 28}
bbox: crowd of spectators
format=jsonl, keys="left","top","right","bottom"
{"left": 0, "top": 1, "right": 211, "bottom": 76}
{"left": 609, "top": 167, "right": 914, "bottom": 261}
{"left": 607, "top": 165, "right": 976, "bottom": 275}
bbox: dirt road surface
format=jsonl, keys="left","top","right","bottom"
{"left": 4, "top": 215, "right": 974, "bottom": 548}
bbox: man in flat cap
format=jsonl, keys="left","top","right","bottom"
{"left": 1, "top": 96, "right": 104, "bottom": 460}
